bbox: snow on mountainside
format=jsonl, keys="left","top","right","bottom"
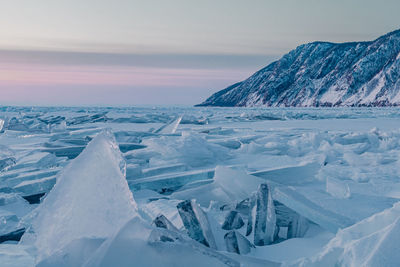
{"left": 198, "top": 29, "right": 400, "bottom": 107}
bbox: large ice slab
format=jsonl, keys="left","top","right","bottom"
{"left": 251, "top": 162, "right": 320, "bottom": 186}
{"left": 42, "top": 146, "right": 85, "bottom": 159}
{"left": 21, "top": 131, "right": 138, "bottom": 261}
{"left": 272, "top": 185, "right": 352, "bottom": 233}
{"left": 172, "top": 166, "right": 264, "bottom": 207}
{"left": 13, "top": 176, "right": 56, "bottom": 198}
{"left": 129, "top": 169, "right": 214, "bottom": 193}
{"left": 0, "top": 193, "right": 32, "bottom": 218}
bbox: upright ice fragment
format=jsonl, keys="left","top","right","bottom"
{"left": 152, "top": 214, "right": 179, "bottom": 232}
{"left": 154, "top": 116, "right": 182, "bottom": 134}
{"left": 21, "top": 131, "right": 138, "bottom": 261}
{"left": 224, "top": 231, "right": 253, "bottom": 255}
{"left": 222, "top": 211, "right": 244, "bottom": 230}
{"left": 253, "top": 183, "right": 277, "bottom": 246}
{"left": 177, "top": 199, "right": 217, "bottom": 249}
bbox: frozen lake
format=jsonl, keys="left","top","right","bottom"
{"left": 1, "top": 106, "right": 400, "bottom": 266}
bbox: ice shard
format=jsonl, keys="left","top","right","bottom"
{"left": 224, "top": 231, "right": 253, "bottom": 255}
{"left": 21, "top": 131, "right": 138, "bottom": 261}
{"left": 0, "top": 228, "right": 25, "bottom": 243}
{"left": 0, "top": 157, "right": 16, "bottom": 172}
{"left": 154, "top": 116, "right": 182, "bottom": 134}
{"left": 222, "top": 211, "right": 244, "bottom": 230}
{"left": 152, "top": 214, "right": 179, "bottom": 232}
{"left": 0, "top": 209, "right": 19, "bottom": 237}
{"left": 253, "top": 183, "right": 277, "bottom": 246}
{"left": 177, "top": 199, "right": 217, "bottom": 249}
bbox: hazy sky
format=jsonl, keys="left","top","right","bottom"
{"left": 1, "top": 0, "right": 399, "bottom": 105}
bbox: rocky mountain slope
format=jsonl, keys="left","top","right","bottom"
{"left": 198, "top": 29, "right": 400, "bottom": 107}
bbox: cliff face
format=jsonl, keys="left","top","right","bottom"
{"left": 198, "top": 30, "right": 400, "bottom": 107}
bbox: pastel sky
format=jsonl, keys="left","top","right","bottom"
{"left": 1, "top": 0, "right": 399, "bottom": 106}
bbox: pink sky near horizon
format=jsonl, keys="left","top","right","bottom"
{"left": 0, "top": 62, "right": 255, "bottom": 105}
{"left": 0, "top": 63, "right": 251, "bottom": 87}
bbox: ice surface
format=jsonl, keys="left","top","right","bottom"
{"left": 224, "top": 230, "right": 253, "bottom": 255}
{"left": 0, "top": 209, "right": 19, "bottom": 236}
{"left": 36, "top": 153, "right": 60, "bottom": 169}
{"left": 0, "top": 193, "right": 31, "bottom": 244}
{"left": 251, "top": 162, "right": 320, "bottom": 186}
{"left": 0, "top": 244, "right": 35, "bottom": 266}
{"left": 0, "top": 193, "right": 32, "bottom": 218}
{"left": 141, "top": 163, "right": 187, "bottom": 178}
{"left": 2, "top": 169, "right": 60, "bottom": 189}
{"left": 289, "top": 202, "right": 400, "bottom": 267}
{"left": 325, "top": 177, "right": 351, "bottom": 199}
{"left": 273, "top": 186, "right": 353, "bottom": 233}
{"left": 42, "top": 146, "right": 85, "bottom": 159}
{"left": 36, "top": 238, "right": 105, "bottom": 267}
{"left": 141, "top": 132, "right": 230, "bottom": 168}
{"left": 2, "top": 106, "right": 400, "bottom": 265}
{"left": 21, "top": 131, "right": 138, "bottom": 261}
{"left": 13, "top": 176, "right": 56, "bottom": 197}
{"left": 129, "top": 169, "right": 214, "bottom": 192}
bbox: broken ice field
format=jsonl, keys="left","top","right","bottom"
{"left": 1, "top": 106, "right": 400, "bottom": 266}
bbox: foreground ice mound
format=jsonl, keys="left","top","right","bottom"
{"left": 21, "top": 131, "right": 138, "bottom": 261}
{"left": 289, "top": 202, "right": 400, "bottom": 267}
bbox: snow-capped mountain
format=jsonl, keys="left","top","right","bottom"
{"left": 198, "top": 29, "right": 400, "bottom": 107}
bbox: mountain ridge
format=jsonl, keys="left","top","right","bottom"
{"left": 198, "top": 29, "right": 400, "bottom": 107}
